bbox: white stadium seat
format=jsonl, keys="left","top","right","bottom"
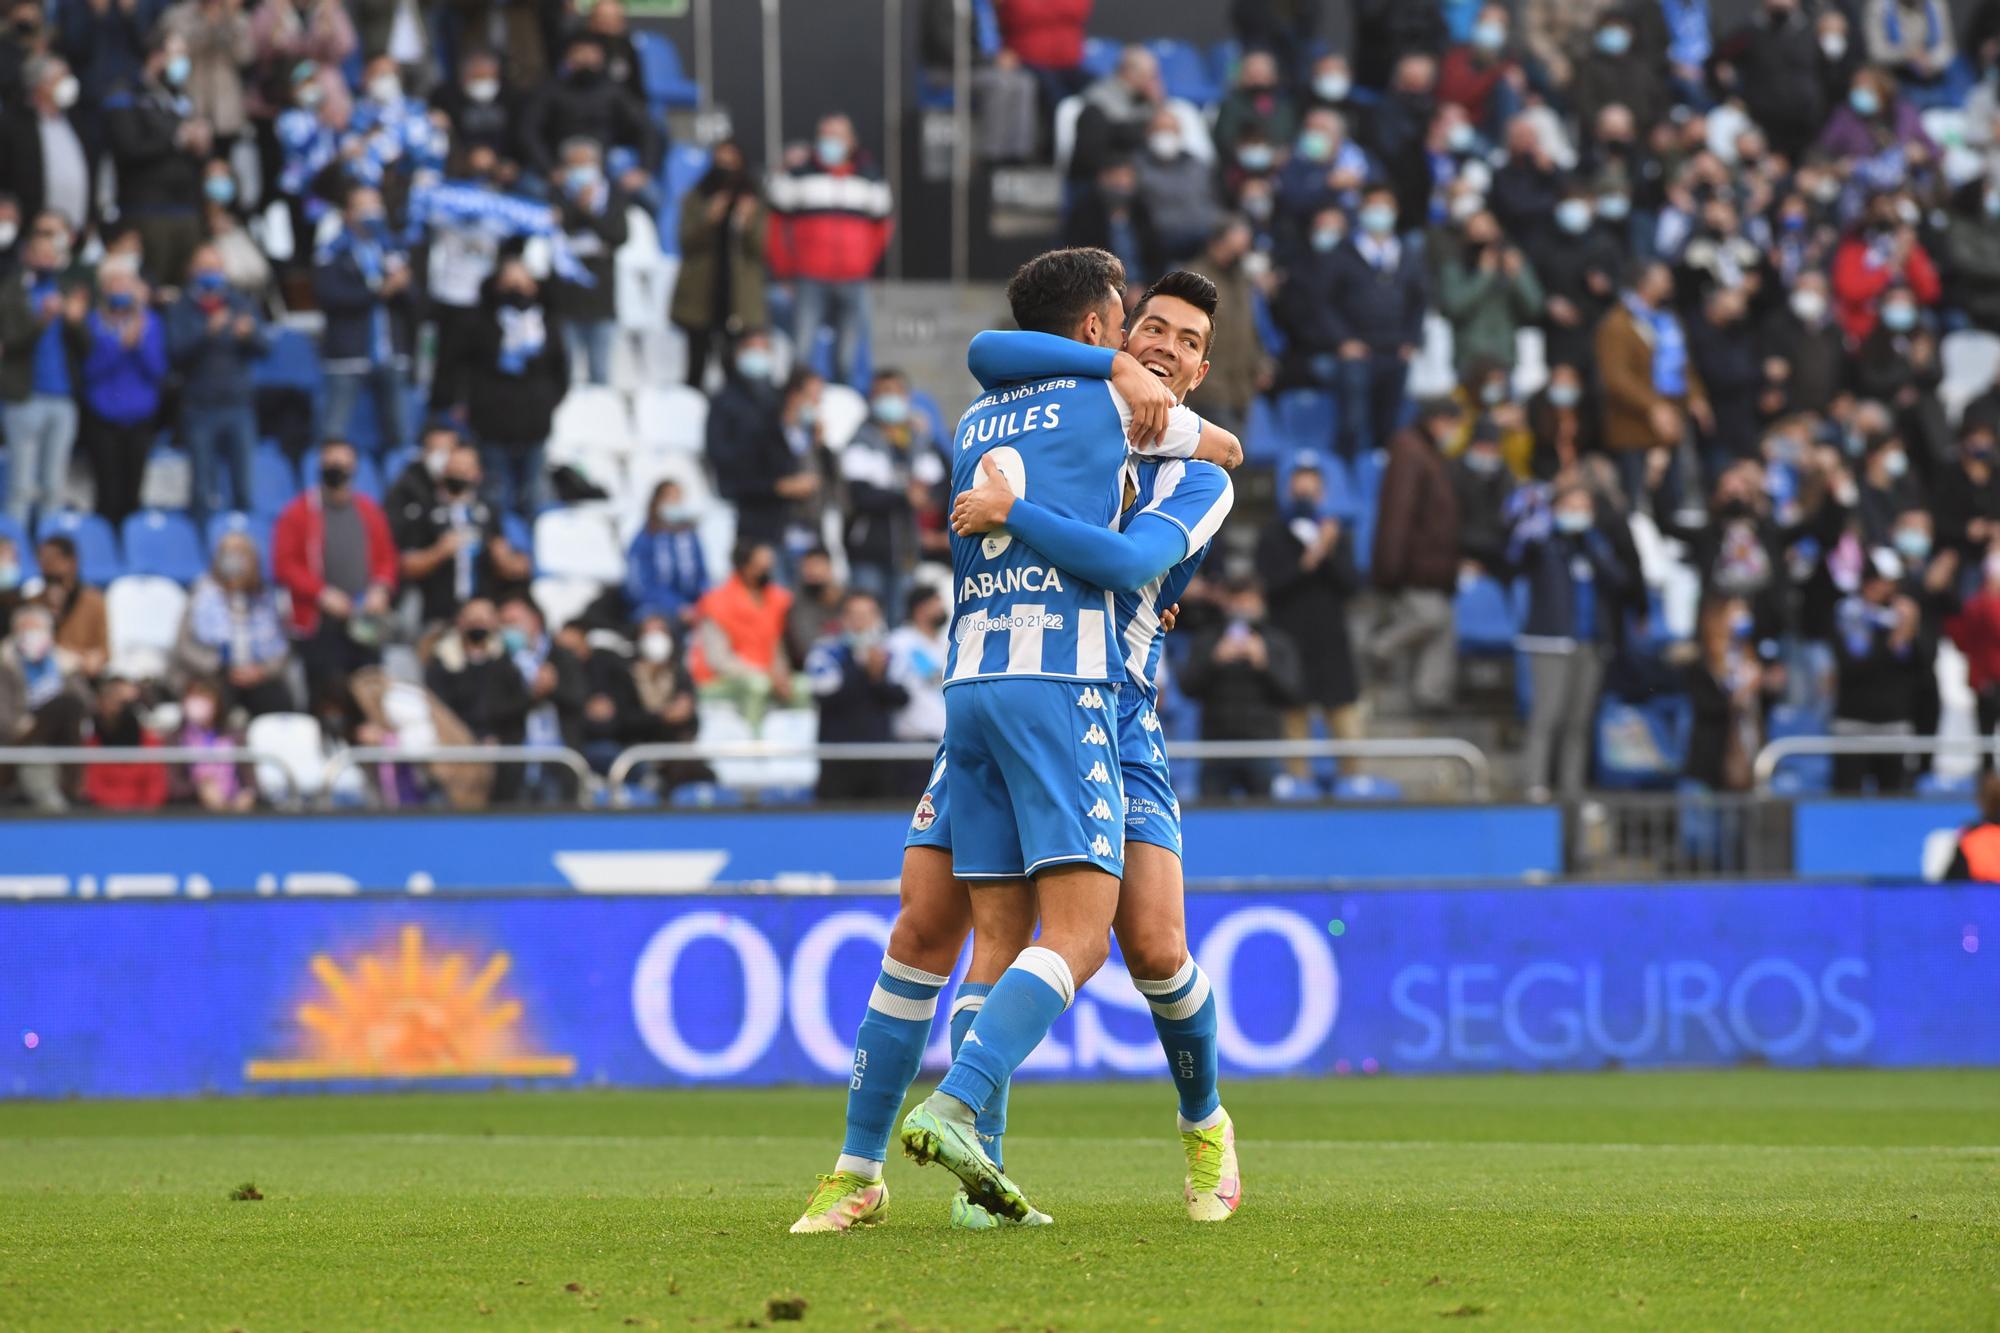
{"left": 816, "top": 383, "right": 870, "bottom": 452}
{"left": 634, "top": 383, "right": 709, "bottom": 453}
{"left": 106, "top": 575, "right": 188, "bottom": 679}
{"left": 1940, "top": 329, "right": 2000, "bottom": 427}
{"left": 531, "top": 576, "right": 605, "bottom": 632}
{"left": 551, "top": 385, "right": 635, "bottom": 461}
{"left": 534, "top": 505, "right": 628, "bottom": 583}
{"left": 246, "top": 712, "right": 326, "bottom": 802}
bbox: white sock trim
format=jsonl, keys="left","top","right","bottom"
{"left": 1011, "top": 945, "right": 1076, "bottom": 1009}
{"left": 950, "top": 992, "right": 986, "bottom": 1019}
{"left": 881, "top": 954, "right": 951, "bottom": 987}
{"left": 1148, "top": 965, "right": 1211, "bottom": 1021}
{"left": 1177, "top": 1105, "right": 1227, "bottom": 1134}
{"left": 868, "top": 982, "right": 940, "bottom": 1022}
{"left": 835, "top": 1153, "right": 884, "bottom": 1180}
{"left": 1129, "top": 954, "right": 1196, "bottom": 996}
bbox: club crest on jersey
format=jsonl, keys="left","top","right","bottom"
{"left": 1082, "top": 723, "right": 1109, "bottom": 746}
{"left": 1076, "top": 687, "right": 1105, "bottom": 709}
{"left": 911, "top": 792, "right": 937, "bottom": 831}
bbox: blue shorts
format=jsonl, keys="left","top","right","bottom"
{"left": 937, "top": 677, "right": 1125, "bottom": 879}
{"left": 905, "top": 686, "right": 1181, "bottom": 862}
{"left": 1117, "top": 689, "right": 1181, "bottom": 856}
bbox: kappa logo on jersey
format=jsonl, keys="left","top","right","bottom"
{"left": 1090, "top": 834, "right": 1115, "bottom": 857}
{"left": 1086, "top": 798, "right": 1113, "bottom": 821}
{"left": 1141, "top": 710, "right": 1161, "bottom": 732}
{"left": 1151, "top": 743, "right": 1164, "bottom": 762}
{"left": 1076, "top": 687, "right": 1105, "bottom": 710}
{"left": 1085, "top": 760, "right": 1109, "bottom": 783}
{"left": 1082, "top": 723, "right": 1109, "bottom": 746}
{"left": 911, "top": 792, "right": 937, "bottom": 832}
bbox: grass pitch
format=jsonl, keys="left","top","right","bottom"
{"left": 3, "top": 1070, "right": 1997, "bottom": 1330}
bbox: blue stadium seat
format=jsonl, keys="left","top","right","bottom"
{"left": 910, "top": 389, "right": 948, "bottom": 448}
{"left": 1245, "top": 394, "right": 1283, "bottom": 460}
{"left": 634, "top": 31, "right": 700, "bottom": 109}
{"left": 1454, "top": 574, "right": 1517, "bottom": 655}
{"left": 1081, "top": 37, "right": 1121, "bottom": 79}
{"left": 1148, "top": 39, "right": 1221, "bottom": 106}
{"left": 1334, "top": 774, "right": 1404, "bottom": 801}
{"left": 206, "top": 511, "right": 274, "bottom": 571}
{"left": 122, "top": 510, "right": 207, "bottom": 584}
{"left": 253, "top": 328, "right": 323, "bottom": 395}
{"left": 36, "top": 510, "right": 122, "bottom": 584}
{"left": 1274, "top": 389, "right": 1337, "bottom": 458}
{"left": 250, "top": 445, "right": 299, "bottom": 517}
{"left": 1916, "top": 770, "right": 1975, "bottom": 797}
{"left": 501, "top": 512, "right": 533, "bottom": 571}
{"left": 1593, "top": 695, "right": 1690, "bottom": 792}
{"left": 1765, "top": 704, "right": 1832, "bottom": 794}
{"left": 808, "top": 327, "right": 873, "bottom": 390}
{"left": 0, "top": 515, "right": 40, "bottom": 582}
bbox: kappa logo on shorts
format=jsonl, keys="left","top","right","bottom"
{"left": 1090, "top": 834, "right": 1114, "bottom": 857}
{"left": 1141, "top": 710, "right": 1161, "bottom": 732}
{"left": 1075, "top": 687, "right": 1105, "bottom": 710}
{"left": 1085, "top": 760, "right": 1109, "bottom": 783}
{"left": 1082, "top": 723, "right": 1109, "bottom": 746}
{"left": 1086, "top": 798, "right": 1113, "bottom": 821}
{"left": 911, "top": 792, "right": 937, "bottom": 831}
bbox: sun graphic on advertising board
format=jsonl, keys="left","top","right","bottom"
{"left": 246, "top": 925, "right": 576, "bottom": 1081}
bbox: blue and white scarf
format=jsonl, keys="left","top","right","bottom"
{"left": 407, "top": 180, "right": 595, "bottom": 286}
{"left": 496, "top": 304, "right": 547, "bottom": 375}
{"left": 1623, "top": 293, "right": 1687, "bottom": 397}
{"left": 1882, "top": 0, "right": 1943, "bottom": 52}
{"left": 189, "top": 576, "right": 288, "bottom": 667}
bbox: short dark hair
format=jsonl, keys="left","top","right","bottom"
{"left": 730, "top": 539, "right": 772, "bottom": 571}
{"left": 905, "top": 584, "right": 942, "bottom": 620}
{"left": 1131, "top": 270, "right": 1219, "bottom": 355}
{"left": 1006, "top": 247, "right": 1126, "bottom": 336}
{"left": 36, "top": 534, "right": 75, "bottom": 561}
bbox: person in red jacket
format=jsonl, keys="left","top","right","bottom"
{"left": 997, "top": 0, "right": 1093, "bottom": 101}
{"left": 1830, "top": 191, "right": 1941, "bottom": 345}
{"left": 1948, "top": 545, "right": 2000, "bottom": 771}
{"left": 272, "top": 438, "right": 400, "bottom": 713}
{"left": 766, "top": 113, "right": 894, "bottom": 386}
{"left": 81, "top": 675, "right": 169, "bottom": 811}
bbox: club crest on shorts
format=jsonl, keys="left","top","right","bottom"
{"left": 911, "top": 792, "right": 937, "bottom": 831}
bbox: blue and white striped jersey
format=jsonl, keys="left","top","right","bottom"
{"left": 1116, "top": 457, "right": 1234, "bottom": 701}
{"left": 944, "top": 378, "right": 1204, "bottom": 686}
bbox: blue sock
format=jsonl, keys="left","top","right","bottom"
{"left": 838, "top": 955, "right": 948, "bottom": 1170}
{"left": 935, "top": 946, "right": 1073, "bottom": 1117}
{"left": 949, "top": 983, "right": 1009, "bottom": 1170}
{"left": 1134, "top": 957, "right": 1221, "bottom": 1125}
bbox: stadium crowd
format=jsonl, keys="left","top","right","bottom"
{"left": 6, "top": 0, "right": 2000, "bottom": 810}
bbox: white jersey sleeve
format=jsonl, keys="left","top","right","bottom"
{"left": 1108, "top": 383, "right": 1205, "bottom": 460}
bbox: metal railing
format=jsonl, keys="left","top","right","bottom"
{"left": 324, "top": 746, "right": 597, "bottom": 809}
{"left": 1569, "top": 793, "right": 1794, "bottom": 879}
{"left": 606, "top": 737, "right": 1492, "bottom": 806}
{"left": 0, "top": 746, "right": 297, "bottom": 803}
{"left": 1752, "top": 735, "right": 2000, "bottom": 792}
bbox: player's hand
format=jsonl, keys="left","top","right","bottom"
{"left": 1160, "top": 602, "right": 1179, "bottom": 633}
{"left": 1110, "top": 350, "right": 1174, "bottom": 448}
{"left": 951, "top": 455, "right": 1017, "bottom": 535}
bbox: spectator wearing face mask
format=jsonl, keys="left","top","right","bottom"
{"left": 805, "top": 591, "right": 909, "bottom": 801}
{"left": 784, "top": 546, "right": 844, "bottom": 669}
{"left": 0, "top": 56, "right": 95, "bottom": 233}
{"left": 425, "top": 596, "right": 533, "bottom": 772}
{"left": 462, "top": 257, "right": 569, "bottom": 516}
{"left": 1832, "top": 547, "right": 1923, "bottom": 792}
{"left": 1180, "top": 574, "right": 1303, "bottom": 799}
{"left": 1214, "top": 51, "right": 1297, "bottom": 157}
{"left": 432, "top": 50, "right": 514, "bottom": 162}
{"left": 885, "top": 584, "right": 949, "bottom": 747}
{"left": 159, "top": 0, "right": 253, "bottom": 154}
{"left": 1574, "top": 14, "right": 1669, "bottom": 137}
{"left": 346, "top": 55, "right": 446, "bottom": 202}
{"left": 1278, "top": 108, "right": 1372, "bottom": 222}
{"left": 387, "top": 423, "right": 456, "bottom": 527}
{"left": 520, "top": 34, "right": 661, "bottom": 182}
{"left": 76, "top": 266, "right": 167, "bottom": 529}
{"left": 1947, "top": 550, "right": 2000, "bottom": 770}
{"left": 1064, "top": 159, "right": 1164, "bottom": 284}
{"left": 1322, "top": 185, "right": 1429, "bottom": 460}
{"left": 1438, "top": 4, "right": 1525, "bottom": 138}
{"left": 1185, "top": 219, "right": 1269, "bottom": 437}
{"left": 840, "top": 369, "right": 939, "bottom": 616}
{"left": 166, "top": 245, "right": 266, "bottom": 526}
{"left": 315, "top": 185, "right": 415, "bottom": 455}
{"left": 1257, "top": 455, "right": 1362, "bottom": 782}
{"left": 1851, "top": 280, "right": 1948, "bottom": 473}
{"left": 0, "top": 217, "right": 84, "bottom": 526}
{"left": 1856, "top": 430, "right": 1927, "bottom": 545}
{"left": 689, "top": 540, "right": 794, "bottom": 733}
{"left": 0, "top": 601, "right": 89, "bottom": 811}
{"left": 1071, "top": 44, "right": 1167, "bottom": 181}
{"left": 105, "top": 32, "right": 210, "bottom": 283}
{"left": 767, "top": 112, "right": 893, "bottom": 387}
{"left": 174, "top": 676, "right": 253, "bottom": 811}
{"left": 1684, "top": 594, "right": 1780, "bottom": 795}
{"left": 1134, "top": 106, "right": 1223, "bottom": 263}
{"left": 1351, "top": 0, "right": 1447, "bottom": 92}
{"left": 1365, "top": 53, "right": 1442, "bottom": 225}
{"left": 1528, "top": 189, "right": 1622, "bottom": 371}
{"left": 1511, "top": 480, "right": 1637, "bottom": 801}
{"left": 1721, "top": 0, "right": 1831, "bottom": 162}
{"left": 1527, "top": 364, "right": 1596, "bottom": 479}
{"left": 80, "top": 674, "right": 169, "bottom": 812}
{"left": 1818, "top": 68, "right": 1935, "bottom": 172}
{"left": 669, "top": 139, "right": 769, "bottom": 388}
{"left": 271, "top": 439, "right": 399, "bottom": 708}
{"left": 493, "top": 595, "right": 586, "bottom": 801}
{"left": 1942, "top": 177, "right": 2000, "bottom": 332}
{"left": 171, "top": 532, "right": 295, "bottom": 716}
{"left": 1757, "top": 271, "right": 1845, "bottom": 418}
{"left": 1596, "top": 259, "right": 1713, "bottom": 512}
{"left": 1437, "top": 207, "right": 1543, "bottom": 381}
{"left": 1689, "top": 285, "right": 1763, "bottom": 476}
{"left": 1302, "top": 52, "right": 1363, "bottom": 117}
{"left": 625, "top": 478, "right": 709, "bottom": 625}
{"left": 1935, "top": 423, "right": 2000, "bottom": 565}
{"left": 33, "top": 535, "right": 108, "bottom": 677}
{"left": 247, "top": 0, "right": 356, "bottom": 129}
{"left": 607, "top": 613, "right": 707, "bottom": 792}
{"left": 707, "top": 331, "right": 820, "bottom": 555}
{"left": 544, "top": 137, "right": 626, "bottom": 388}
{"left": 390, "top": 443, "right": 531, "bottom": 628}
{"left": 1452, "top": 416, "right": 1517, "bottom": 580}
{"left": 1865, "top": 0, "right": 1963, "bottom": 107}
